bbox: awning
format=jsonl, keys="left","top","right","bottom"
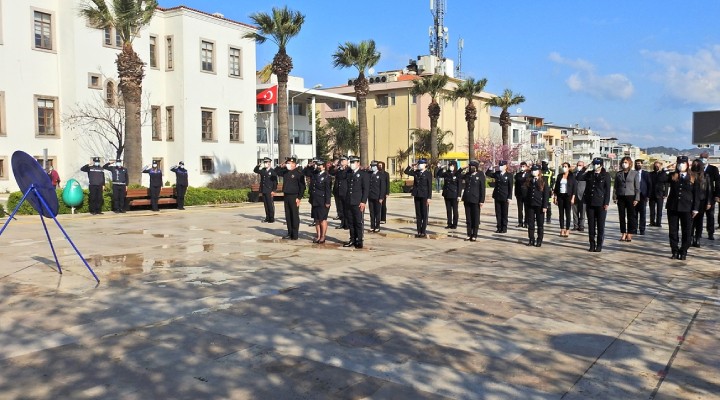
{"left": 439, "top": 152, "right": 469, "bottom": 160}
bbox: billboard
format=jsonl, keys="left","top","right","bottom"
{"left": 692, "top": 110, "right": 720, "bottom": 144}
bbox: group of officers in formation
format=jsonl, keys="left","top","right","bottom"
{"left": 255, "top": 150, "right": 720, "bottom": 260}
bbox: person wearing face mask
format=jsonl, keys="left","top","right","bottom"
{"left": 438, "top": 160, "right": 462, "bottom": 229}
{"left": 170, "top": 161, "right": 189, "bottom": 210}
{"left": 461, "top": 160, "right": 485, "bottom": 241}
{"left": 47, "top": 165, "right": 61, "bottom": 189}
{"left": 367, "top": 161, "right": 388, "bottom": 233}
{"left": 404, "top": 158, "right": 433, "bottom": 238}
{"left": 664, "top": 156, "right": 701, "bottom": 260}
{"left": 142, "top": 160, "right": 163, "bottom": 212}
{"left": 633, "top": 159, "right": 651, "bottom": 235}
{"left": 613, "top": 156, "right": 640, "bottom": 242}
{"left": 81, "top": 157, "right": 106, "bottom": 215}
{"left": 553, "top": 162, "right": 576, "bottom": 237}
{"left": 344, "top": 156, "right": 369, "bottom": 248}
{"left": 524, "top": 164, "right": 550, "bottom": 247}
{"left": 254, "top": 157, "right": 278, "bottom": 223}
{"left": 103, "top": 158, "right": 129, "bottom": 213}
{"left": 690, "top": 158, "right": 713, "bottom": 247}
{"left": 541, "top": 160, "right": 554, "bottom": 224}
{"left": 275, "top": 157, "right": 306, "bottom": 240}
{"left": 572, "top": 161, "right": 587, "bottom": 232}
{"left": 578, "top": 157, "right": 612, "bottom": 252}
{"left": 378, "top": 161, "right": 390, "bottom": 224}
{"left": 514, "top": 162, "right": 529, "bottom": 228}
{"left": 486, "top": 160, "right": 513, "bottom": 233}
{"left": 309, "top": 159, "right": 332, "bottom": 244}
{"left": 330, "top": 156, "right": 350, "bottom": 230}
{"left": 649, "top": 161, "right": 668, "bottom": 228}
{"left": 699, "top": 151, "right": 719, "bottom": 239}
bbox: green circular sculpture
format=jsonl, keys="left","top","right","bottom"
{"left": 62, "top": 179, "right": 84, "bottom": 207}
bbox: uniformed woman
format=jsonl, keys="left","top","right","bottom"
{"left": 691, "top": 158, "right": 713, "bottom": 247}
{"left": 461, "top": 160, "right": 485, "bottom": 241}
{"left": 440, "top": 160, "right": 462, "bottom": 229}
{"left": 378, "top": 161, "right": 390, "bottom": 224}
{"left": 142, "top": 161, "right": 163, "bottom": 212}
{"left": 578, "top": 158, "right": 612, "bottom": 252}
{"left": 309, "top": 160, "right": 332, "bottom": 243}
{"left": 404, "top": 158, "right": 433, "bottom": 238}
{"left": 664, "top": 156, "right": 700, "bottom": 260}
{"left": 367, "top": 161, "right": 388, "bottom": 232}
{"left": 275, "top": 157, "right": 306, "bottom": 240}
{"left": 553, "top": 162, "right": 576, "bottom": 237}
{"left": 524, "top": 165, "right": 550, "bottom": 247}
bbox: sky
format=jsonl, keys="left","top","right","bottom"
{"left": 160, "top": 0, "right": 720, "bottom": 150}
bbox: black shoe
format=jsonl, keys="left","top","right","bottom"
{"left": 588, "top": 244, "right": 596, "bottom": 252}
{"left": 526, "top": 239, "right": 535, "bottom": 246}
{"left": 495, "top": 229, "right": 501, "bottom": 233}
{"left": 445, "top": 225, "right": 452, "bottom": 229}
{"left": 268, "top": 219, "right": 275, "bottom": 223}
{"left": 335, "top": 225, "right": 345, "bottom": 230}
{"left": 343, "top": 240, "right": 355, "bottom": 247}
{"left": 308, "top": 222, "right": 316, "bottom": 227}
{"left": 464, "top": 236, "right": 472, "bottom": 241}
{"left": 709, "top": 234, "right": 715, "bottom": 240}
{"left": 593, "top": 245, "right": 602, "bottom": 252}
{"left": 317, "top": 239, "right": 326, "bottom": 244}
{"left": 671, "top": 251, "right": 678, "bottom": 259}
{"left": 579, "top": 227, "right": 584, "bottom": 232}
{"left": 534, "top": 239, "right": 543, "bottom": 247}
{"left": 282, "top": 235, "right": 291, "bottom": 240}
{"left": 692, "top": 239, "right": 700, "bottom": 248}
{"left": 120, "top": 209, "right": 126, "bottom": 213}
{"left": 261, "top": 219, "right": 268, "bottom": 223}
{"left": 679, "top": 252, "right": 687, "bottom": 260}
{"left": 312, "top": 238, "right": 319, "bottom": 243}
{"left": 639, "top": 231, "right": 645, "bottom": 235}
{"left": 354, "top": 242, "right": 363, "bottom": 249}
{"left": 113, "top": 210, "right": 120, "bottom": 214}
{"left": 657, "top": 225, "right": 662, "bottom": 229}
{"left": 516, "top": 224, "right": 524, "bottom": 228}
{"left": 501, "top": 229, "right": 507, "bottom": 233}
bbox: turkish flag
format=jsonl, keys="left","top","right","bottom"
{"left": 256, "top": 86, "right": 278, "bottom": 105}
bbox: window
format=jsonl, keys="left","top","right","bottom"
{"left": 151, "top": 106, "right": 161, "bottom": 140}
{"left": 229, "top": 112, "right": 242, "bottom": 142}
{"left": 201, "top": 108, "right": 215, "bottom": 141}
{"left": 103, "top": 27, "right": 122, "bottom": 48}
{"left": 290, "top": 102, "right": 305, "bottom": 116}
{"left": 0, "top": 91, "right": 6, "bottom": 136}
{"left": 200, "top": 40, "right": 215, "bottom": 72}
{"left": 411, "top": 94, "right": 417, "bottom": 104}
{"left": 329, "top": 102, "right": 345, "bottom": 111}
{"left": 388, "top": 158, "right": 397, "bottom": 175}
{"left": 149, "top": 36, "right": 158, "bottom": 68}
{"left": 256, "top": 127, "right": 268, "bottom": 144}
{"left": 294, "top": 130, "right": 312, "bottom": 145}
{"left": 35, "top": 96, "right": 57, "bottom": 136}
{"left": 166, "top": 106, "right": 174, "bottom": 141}
{"left": 88, "top": 73, "right": 102, "bottom": 89}
{"left": 229, "top": 47, "right": 241, "bottom": 77}
{"left": 165, "top": 36, "right": 174, "bottom": 70}
{"left": 389, "top": 92, "right": 396, "bottom": 106}
{"left": 105, "top": 81, "right": 116, "bottom": 105}
{"left": 512, "top": 129, "right": 519, "bottom": 144}
{"left": 33, "top": 10, "right": 53, "bottom": 50}
{"left": 0, "top": 157, "right": 6, "bottom": 180}
{"left": 34, "top": 156, "right": 56, "bottom": 170}
{"left": 201, "top": 157, "right": 214, "bottom": 173}
{"left": 376, "top": 94, "right": 389, "bottom": 107}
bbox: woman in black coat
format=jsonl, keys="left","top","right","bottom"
{"left": 309, "top": 161, "right": 332, "bottom": 244}
{"left": 664, "top": 156, "right": 700, "bottom": 260}
{"left": 690, "top": 158, "right": 713, "bottom": 247}
{"left": 524, "top": 165, "right": 551, "bottom": 247}
{"left": 461, "top": 160, "right": 486, "bottom": 241}
{"left": 553, "top": 162, "right": 577, "bottom": 238}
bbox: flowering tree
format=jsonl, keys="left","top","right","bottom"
{"left": 474, "top": 137, "right": 521, "bottom": 168}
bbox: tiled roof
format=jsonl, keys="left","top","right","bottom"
{"left": 157, "top": 5, "right": 256, "bottom": 29}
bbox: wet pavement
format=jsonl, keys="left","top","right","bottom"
{"left": 0, "top": 194, "right": 718, "bottom": 399}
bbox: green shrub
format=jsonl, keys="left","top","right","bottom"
{"left": 390, "top": 180, "right": 405, "bottom": 194}
{"left": 0, "top": 203, "right": 5, "bottom": 217}
{"left": 7, "top": 188, "right": 112, "bottom": 215}
{"left": 207, "top": 172, "right": 258, "bottom": 190}
{"left": 184, "top": 187, "right": 249, "bottom": 206}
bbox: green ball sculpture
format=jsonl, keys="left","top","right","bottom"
{"left": 62, "top": 179, "right": 84, "bottom": 207}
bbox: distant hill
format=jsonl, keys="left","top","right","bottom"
{"left": 643, "top": 146, "right": 704, "bottom": 156}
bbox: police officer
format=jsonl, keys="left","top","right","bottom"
{"left": 404, "top": 158, "right": 433, "bottom": 238}
{"left": 462, "top": 160, "right": 485, "bottom": 241}
{"left": 309, "top": 159, "right": 332, "bottom": 244}
{"left": 330, "top": 156, "right": 349, "bottom": 230}
{"left": 170, "top": 161, "right": 189, "bottom": 210}
{"left": 649, "top": 160, "right": 668, "bottom": 228}
{"left": 524, "top": 164, "right": 550, "bottom": 247}
{"left": 142, "top": 161, "right": 163, "bottom": 212}
{"left": 439, "top": 160, "right": 462, "bottom": 229}
{"left": 664, "top": 156, "right": 701, "bottom": 260}
{"left": 514, "top": 162, "right": 529, "bottom": 227}
{"left": 344, "top": 156, "right": 369, "bottom": 248}
{"left": 253, "top": 157, "right": 278, "bottom": 223}
{"left": 276, "top": 157, "right": 305, "bottom": 240}
{"left": 81, "top": 157, "right": 106, "bottom": 215}
{"left": 572, "top": 161, "right": 587, "bottom": 231}
{"left": 103, "top": 158, "right": 128, "bottom": 213}
{"left": 367, "top": 160, "right": 388, "bottom": 233}
{"left": 541, "top": 160, "right": 554, "bottom": 223}
{"left": 303, "top": 159, "right": 319, "bottom": 227}
{"left": 699, "top": 151, "right": 719, "bottom": 239}
{"left": 378, "top": 161, "right": 390, "bottom": 224}
{"left": 578, "top": 157, "right": 612, "bottom": 252}
{"left": 691, "top": 158, "right": 713, "bottom": 247}
{"left": 487, "top": 160, "right": 513, "bottom": 233}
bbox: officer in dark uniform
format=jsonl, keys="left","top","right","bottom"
{"left": 309, "top": 159, "right": 332, "bottom": 244}
{"left": 699, "top": 151, "right": 718, "bottom": 239}
{"left": 81, "top": 157, "right": 106, "bottom": 215}
{"left": 254, "top": 157, "right": 278, "bottom": 222}
{"left": 330, "top": 156, "right": 349, "bottom": 229}
{"left": 649, "top": 160, "right": 668, "bottom": 228}
{"left": 103, "top": 158, "right": 128, "bottom": 213}
{"left": 142, "top": 161, "right": 163, "bottom": 212}
{"left": 378, "top": 161, "right": 390, "bottom": 224}
{"left": 524, "top": 164, "right": 550, "bottom": 247}
{"left": 514, "top": 162, "right": 529, "bottom": 227}
{"left": 303, "top": 159, "right": 319, "bottom": 227}
{"left": 487, "top": 160, "right": 513, "bottom": 233}
{"left": 367, "top": 160, "right": 388, "bottom": 233}
{"left": 404, "top": 158, "right": 433, "bottom": 238}
{"left": 541, "top": 160, "right": 554, "bottom": 223}
{"left": 344, "top": 156, "right": 369, "bottom": 248}
{"left": 439, "top": 160, "right": 462, "bottom": 229}
{"left": 665, "top": 156, "right": 701, "bottom": 260}
{"left": 275, "top": 157, "right": 306, "bottom": 240}
{"left": 578, "top": 157, "right": 612, "bottom": 252}
{"left": 461, "top": 160, "right": 485, "bottom": 241}
{"left": 170, "top": 161, "right": 189, "bottom": 210}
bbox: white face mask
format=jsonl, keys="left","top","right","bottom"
{"left": 532, "top": 170, "right": 540, "bottom": 177}
{"left": 418, "top": 164, "right": 426, "bottom": 170}
{"left": 287, "top": 163, "right": 296, "bottom": 171}
{"left": 499, "top": 165, "right": 507, "bottom": 172}
{"left": 678, "top": 163, "right": 687, "bottom": 172}
{"left": 622, "top": 162, "right": 629, "bottom": 169}
{"left": 449, "top": 166, "right": 455, "bottom": 171}
{"left": 593, "top": 163, "right": 601, "bottom": 170}
{"left": 562, "top": 167, "right": 569, "bottom": 173}
{"left": 700, "top": 157, "right": 708, "bottom": 164}
{"left": 152, "top": 164, "right": 158, "bottom": 169}
{"left": 94, "top": 162, "right": 100, "bottom": 166}
{"left": 371, "top": 166, "right": 378, "bottom": 172}
{"left": 350, "top": 162, "right": 359, "bottom": 171}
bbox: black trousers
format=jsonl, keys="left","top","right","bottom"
{"left": 556, "top": 193, "right": 572, "bottom": 230}
{"left": 150, "top": 185, "right": 161, "bottom": 211}
{"left": 414, "top": 197, "right": 429, "bottom": 234}
{"left": 692, "top": 207, "right": 706, "bottom": 239}
{"left": 335, "top": 195, "right": 346, "bottom": 227}
{"left": 705, "top": 202, "right": 715, "bottom": 235}
{"left": 546, "top": 201, "right": 552, "bottom": 222}
{"left": 111, "top": 184, "right": 125, "bottom": 212}
{"left": 347, "top": 202, "right": 364, "bottom": 242}
{"left": 586, "top": 205, "right": 607, "bottom": 244}
{"left": 176, "top": 184, "right": 188, "bottom": 209}
{"left": 284, "top": 194, "right": 300, "bottom": 239}
{"left": 516, "top": 197, "right": 525, "bottom": 226}
{"left": 444, "top": 197, "right": 459, "bottom": 227}
{"left": 88, "top": 184, "right": 103, "bottom": 214}
{"left": 494, "top": 199, "right": 509, "bottom": 231}
{"left": 262, "top": 191, "right": 275, "bottom": 221}
{"left": 617, "top": 195, "right": 637, "bottom": 234}
{"left": 381, "top": 197, "right": 387, "bottom": 222}
{"left": 649, "top": 196, "right": 664, "bottom": 226}
{"left": 526, "top": 205, "right": 545, "bottom": 241}
{"left": 668, "top": 210, "right": 693, "bottom": 252}
{"left": 464, "top": 201, "right": 480, "bottom": 238}
{"left": 369, "top": 198, "right": 382, "bottom": 230}
{"left": 572, "top": 199, "right": 585, "bottom": 229}
{"left": 634, "top": 197, "right": 647, "bottom": 233}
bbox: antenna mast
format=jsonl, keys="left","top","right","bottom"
{"left": 456, "top": 37, "right": 464, "bottom": 78}
{"left": 429, "top": 0, "right": 448, "bottom": 60}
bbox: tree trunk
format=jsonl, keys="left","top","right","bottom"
{"left": 117, "top": 44, "right": 144, "bottom": 185}
{"left": 357, "top": 96, "right": 369, "bottom": 166}
{"left": 428, "top": 101, "right": 441, "bottom": 164}
{"left": 466, "top": 100, "right": 476, "bottom": 162}
{"left": 277, "top": 75, "right": 290, "bottom": 162}
{"left": 500, "top": 108, "right": 510, "bottom": 146}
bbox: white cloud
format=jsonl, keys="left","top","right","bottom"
{"left": 549, "top": 52, "right": 634, "bottom": 100}
{"left": 642, "top": 45, "right": 720, "bottom": 105}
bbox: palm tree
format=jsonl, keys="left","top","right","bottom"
{"left": 486, "top": 89, "right": 526, "bottom": 146}
{"left": 244, "top": 7, "right": 305, "bottom": 162}
{"left": 410, "top": 74, "right": 449, "bottom": 163}
{"left": 79, "top": 0, "right": 158, "bottom": 185}
{"left": 331, "top": 40, "right": 381, "bottom": 166}
{"left": 445, "top": 77, "right": 488, "bottom": 162}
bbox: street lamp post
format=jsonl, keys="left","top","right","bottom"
{"left": 291, "top": 84, "right": 322, "bottom": 157}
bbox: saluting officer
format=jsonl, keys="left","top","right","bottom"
{"left": 524, "top": 164, "right": 550, "bottom": 247}
{"left": 439, "top": 161, "right": 462, "bottom": 229}
{"left": 276, "top": 157, "right": 306, "bottom": 240}
{"left": 404, "top": 158, "right": 433, "bottom": 238}
{"left": 103, "top": 158, "right": 128, "bottom": 213}
{"left": 309, "top": 159, "right": 332, "bottom": 244}
{"left": 170, "top": 161, "right": 189, "bottom": 210}
{"left": 142, "top": 161, "right": 163, "bottom": 212}
{"left": 514, "top": 162, "right": 529, "bottom": 227}
{"left": 578, "top": 157, "right": 612, "bottom": 252}
{"left": 367, "top": 160, "right": 388, "bottom": 233}
{"left": 664, "top": 156, "right": 701, "bottom": 260}
{"left": 461, "top": 160, "right": 486, "bottom": 241}
{"left": 487, "top": 160, "right": 513, "bottom": 233}
{"left": 254, "top": 157, "right": 278, "bottom": 223}
{"left": 330, "top": 156, "right": 350, "bottom": 230}
{"left": 344, "top": 156, "right": 369, "bottom": 248}
{"left": 81, "top": 157, "right": 106, "bottom": 215}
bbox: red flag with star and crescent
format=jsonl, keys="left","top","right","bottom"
{"left": 256, "top": 86, "right": 278, "bottom": 105}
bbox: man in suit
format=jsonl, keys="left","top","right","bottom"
{"left": 254, "top": 157, "right": 278, "bottom": 222}
{"left": 404, "top": 158, "right": 433, "bottom": 237}
{"left": 487, "top": 160, "right": 513, "bottom": 233}
{"left": 649, "top": 160, "right": 668, "bottom": 228}
{"left": 514, "top": 162, "right": 529, "bottom": 227}
{"left": 344, "top": 156, "right": 369, "bottom": 248}
{"left": 572, "top": 161, "right": 586, "bottom": 231}
{"left": 578, "top": 157, "right": 612, "bottom": 252}
{"left": 700, "top": 151, "right": 719, "bottom": 239}
{"left": 633, "top": 159, "right": 651, "bottom": 235}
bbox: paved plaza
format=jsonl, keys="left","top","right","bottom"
{"left": 0, "top": 194, "right": 719, "bottom": 399}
